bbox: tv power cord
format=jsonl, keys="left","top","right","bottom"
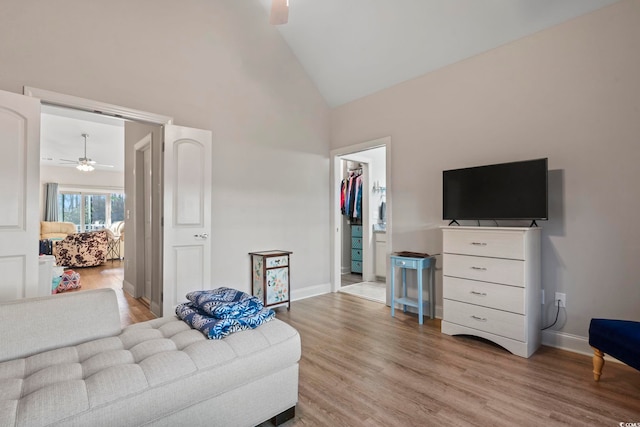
{"left": 541, "top": 299, "right": 562, "bottom": 330}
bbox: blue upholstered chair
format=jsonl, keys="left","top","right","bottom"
{"left": 588, "top": 319, "right": 640, "bottom": 381}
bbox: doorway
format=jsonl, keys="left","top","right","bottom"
{"left": 23, "top": 87, "right": 212, "bottom": 319}
{"left": 33, "top": 89, "right": 168, "bottom": 319}
{"left": 330, "top": 137, "right": 391, "bottom": 305}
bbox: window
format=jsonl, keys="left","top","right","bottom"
{"left": 58, "top": 193, "right": 82, "bottom": 231}
{"left": 111, "top": 193, "right": 125, "bottom": 223}
{"left": 58, "top": 191, "right": 125, "bottom": 232}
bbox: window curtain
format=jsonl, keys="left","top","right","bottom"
{"left": 44, "top": 183, "right": 59, "bottom": 221}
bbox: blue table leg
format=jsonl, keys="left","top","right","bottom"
{"left": 430, "top": 263, "right": 436, "bottom": 319}
{"left": 402, "top": 268, "right": 407, "bottom": 313}
{"left": 417, "top": 266, "right": 423, "bottom": 325}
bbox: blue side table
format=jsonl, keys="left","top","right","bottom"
{"left": 390, "top": 253, "right": 436, "bottom": 325}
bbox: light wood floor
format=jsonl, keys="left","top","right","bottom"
{"left": 269, "top": 293, "right": 640, "bottom": 427}
{"left": 66, "top": 261, "right": 156, "bottom": 327}
{"left": 86, "top": 274, "right": 639, "bottom": 426}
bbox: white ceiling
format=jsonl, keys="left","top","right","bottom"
{"left": 40, "top": 0, "right": 619, "bottom": 163}
{"left": 40, "top": 105, "right": 125, "bottom": 173}
{"left": 260, "top": 0, "right": 620, "bottom": 107}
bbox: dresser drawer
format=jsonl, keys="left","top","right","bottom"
{"left": 443, "top": 299, "right": 526, "bottom": 341}
{"left": 351, "top": 249, "right": 362, "bottom": 261}
{"left": 351, "top": 237, "right": 362, "bottom": 249}
{"left": 443, "top": 254, "right": 525, "bottom": 287}
{"left": 351, "top": 260, "right": 362, "bottom": 273}
{"left": 443, "top": 276, "right": 525, "bottom": 314}
{"left": 351, "top": 225, "right": 363, "bottom": 237}
{"left": 265, "top": 255, "right": 288, "bottom": 268}
{"left": 391, "top": 257, "right": 419, "bottom": 269}
{"left": 443, "top": 229, "right": 525, "bottom": 260}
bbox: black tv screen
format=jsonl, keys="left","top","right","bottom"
{"left": 443, "top": 158, "right": 548, "bottom": 221}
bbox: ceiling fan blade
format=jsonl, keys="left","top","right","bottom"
{"left": 94, "top": 163, "right": 115, "bottom": 168}
{"left": 59, "top": 159, "right": 78, "bottom": 163}
{"left": 270, "top": 0, "right": 288, "bottom": 25}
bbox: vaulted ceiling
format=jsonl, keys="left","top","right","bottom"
{"left": 260, "top": 0, "right": 620, "bottom": 107}
{"left": 41, "top": 0, "right": 620, "bottom": 169}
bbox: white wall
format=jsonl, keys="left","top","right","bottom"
{"left": 40, "top": 166, "right": 124, "bottom": 190}
{"left": 1, "top": 0, "right": 331, "bottom": 297}
{"left": 331, "top": 0, "right": 640, "bottom": 346}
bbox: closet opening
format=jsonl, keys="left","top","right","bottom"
{"left": 332, "top": 142, "right": 389, "bottom": 304}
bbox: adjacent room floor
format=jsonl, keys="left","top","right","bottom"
{"left": 340, "top": 272, "right": 386, "bottom": 303}
{"left": 62, "top": 260, "right": 156, "bottom": 327}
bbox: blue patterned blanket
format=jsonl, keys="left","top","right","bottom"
{"left": 186, "top": 287, "right": 263, "bottom": 319}
{"left": 176, "top": 288, "right": 275, "bottom": 339}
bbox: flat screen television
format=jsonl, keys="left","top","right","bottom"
{"left": 443, "top": 158, "right": 548, "bottom": 221}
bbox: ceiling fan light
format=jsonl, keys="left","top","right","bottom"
{"left": 77, "top": 163, "right": 94, "bottom": 172}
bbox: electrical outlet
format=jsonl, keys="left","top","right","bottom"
{"left": 555, "top": 292, "right": 566, "bottom": 308}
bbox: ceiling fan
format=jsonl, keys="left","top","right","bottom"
{"left": 59, "top": 133, "right": 114, "bottom": 172}
{"left": 270, "top": 0, "right": 289, "bottom": 25}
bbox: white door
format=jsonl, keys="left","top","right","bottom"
{"left": 0, "top": 90, "right": 41, "bottom": 300}
{"left": 162, "top": 125, "right": 212, "bottom": 315}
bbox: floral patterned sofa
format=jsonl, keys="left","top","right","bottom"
{"left": 54, "top": 230, "right": 109, "bottom": 268}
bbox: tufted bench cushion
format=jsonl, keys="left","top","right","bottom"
{"left": 0, "top": 306, "right": 300, "bottom": 427}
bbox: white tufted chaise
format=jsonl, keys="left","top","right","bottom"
{"left": 0, "top": 289, "right": 300, "bottom": 427}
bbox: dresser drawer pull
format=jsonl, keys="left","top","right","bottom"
{"left": 471, "top": 315, "right": 487, "bottom": 322}
{"left": 470, "top": 291, "right": 487, "bottom": 296}
{"left": 470, "top": 266, "right": 487, "bottom": 271}
{"left": 471, "top": 242, "right": 487, "bottom": 246}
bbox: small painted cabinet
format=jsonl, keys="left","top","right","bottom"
{"left": 351, "top": 225, "right": 363, "bottom": 273}
{"left": 249, "top": 250, "right": 292, "bottom": 310}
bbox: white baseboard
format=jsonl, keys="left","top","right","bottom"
{"left": 542, "top": 329, "right": 623, "bottom": 364}
{"left": 542, "top": 330, "right": 592, "bottom": 356}
{"left": 291, "top": 283, "right": 332, "bottom": 302}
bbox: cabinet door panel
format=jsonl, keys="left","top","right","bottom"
{"left": 266, "top": 267, "right": 289, "bottom": 304}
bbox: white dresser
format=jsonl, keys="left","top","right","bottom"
{"left": 441, "top": 226, "right": 541, "bottom": 358}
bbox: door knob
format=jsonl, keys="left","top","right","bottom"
{"left": 194, "top": 233, "right": 209, "bottom": 239}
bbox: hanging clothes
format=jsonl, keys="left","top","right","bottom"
{"left": 340, "top": 169, "right": 363, "bottom": 222}
{"left": 353, "top": 174, "right": 362, "bottom": 220}
{"left": 340, "top": 179, "right": 347, "bottom": 215}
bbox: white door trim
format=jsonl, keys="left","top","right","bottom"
{"left": 330, "top": 137, "right": 392, "bottom": 302}
{"left": 23, "top": 86, "right": 173, "bottom": 125}
{"left": 128, "top": 134, "right": 153, "bottom": 300}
